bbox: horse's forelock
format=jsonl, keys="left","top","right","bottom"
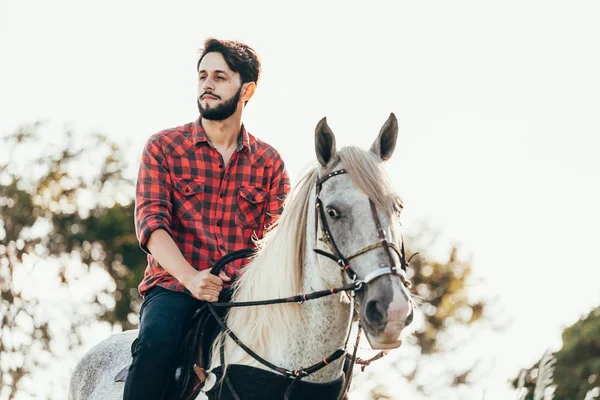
{"left": 336, "top": 147, "right": 402, "bottom": 220}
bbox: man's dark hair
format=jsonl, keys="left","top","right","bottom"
{"left": 197, "top": 38, "right": 261, "bottom": 85}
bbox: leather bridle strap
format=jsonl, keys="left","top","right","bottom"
{"left": 336, "top": 324, "right": 363, "bottom": 400}
{"left": 313, "top": 240, "right": 404, "bottom": 270}
{"left": 210, "top": 248, "right": 256, "bottom": 276}
{"left": 314, "top": 169, "right": 350, "bottom": 264}
{"left": 220, "top": 339, "right": 242, "bottom": 400}
{"left": 207, "top": 303, "right": 347, "bottom": 379}
{"left": 315, "top": 195, "right": 359, "bottom": 278}
{"left": 369, "top": 200, "right": 400, "bottom": 273}
{"left": 210, "top": 282, "right": 359, "bottom": 308}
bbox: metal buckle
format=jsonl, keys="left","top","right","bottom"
{"left": 286, "top": 369, "right": 308, "bottom": 378}
{"left": 401, "top": 275, "right": 412, "bottom": 288}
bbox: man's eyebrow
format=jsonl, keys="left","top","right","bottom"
{"left": 198, "top": 69, "right": 230, "bottom": 76}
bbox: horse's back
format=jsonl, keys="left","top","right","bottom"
{"left": 69, "top": 329, "right": 138, "bottom": 400}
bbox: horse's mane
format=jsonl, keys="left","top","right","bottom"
{"left": 213, "top": 146, "right": 402, "bottom": 367}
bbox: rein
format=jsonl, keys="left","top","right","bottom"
{"left": 195, "top": 169, "right": 416, "bottom": 400}
{"left": 204, "top": 249, "right": 356, "bottom": 385}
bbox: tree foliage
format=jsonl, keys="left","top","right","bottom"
{"left": 0, "top": 123, "right": 146, "bottom": 399}
{"left": 407, "top": 234, "right": 485, "bottom": 356}
{"left": 514, "top": 306, "right": 600, "bottom": 399}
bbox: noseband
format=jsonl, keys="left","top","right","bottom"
{"left": 313, "top": 168, "right": 411, "bottom": 289}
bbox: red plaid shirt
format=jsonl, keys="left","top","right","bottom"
{"left": 135, "top": 117, "right": 290, "bottom": 296}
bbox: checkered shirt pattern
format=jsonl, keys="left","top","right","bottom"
{"left": 135, "top": 117, "right": 290, "bottom": 296}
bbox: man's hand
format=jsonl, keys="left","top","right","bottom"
{"left": 182, "top": 269, "right": 232, "bottom": 302}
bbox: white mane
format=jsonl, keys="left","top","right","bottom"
{"left": 213, "top": 146, "right": 403, "bottom": 368}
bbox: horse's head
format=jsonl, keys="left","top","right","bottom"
{"left": 313, "top": 113, "right": 413, "bottom": 350}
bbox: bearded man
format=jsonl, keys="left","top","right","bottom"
{"left": 124, "top": 38, "right": 290, "bottom": 400}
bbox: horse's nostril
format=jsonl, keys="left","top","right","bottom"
{"left": 365, "top": 300, "right": 386, "bottom": 328}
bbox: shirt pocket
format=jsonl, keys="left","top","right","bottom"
{"left": 172, "top": 178, "right": 204, "bottom": 220}
{"left": 235, "top": 185, "right": 267, "bottom": 229}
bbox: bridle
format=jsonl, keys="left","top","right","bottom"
{"left": 194, "top": 168, "right": 415, "bottom": 400}
{"left": 309, "top": 168, "right": 414, "bottom": 399}
{"left": 313, "top": 168, "right": 412, "bottom": 290}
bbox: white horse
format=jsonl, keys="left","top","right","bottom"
{"left": 69, "top": 114, "right": 415, "bottom": 400}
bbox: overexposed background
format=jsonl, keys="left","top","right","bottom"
{"left": 1, "top": 1, "right": 599, "bottom": 399}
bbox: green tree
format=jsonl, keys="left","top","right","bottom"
{"left": 514, "top": 306, "right": 600, "bottom": 399}
{"left": 0, "top": 123, "right": 146, "bottom": 399}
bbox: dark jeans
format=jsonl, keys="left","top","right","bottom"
{"left": 123, "top": 286, "right": 203, "bottom": 400}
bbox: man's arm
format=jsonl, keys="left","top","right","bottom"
{"left": 135, "top": 136, "right": 228, "bottom": 301}
{"left": 264, "top": 155, "right": 291, "bottom": 229}
{"left": 146, "top": 229, "right": 229, "bottom": 302}
{"left": 135, "top": 135, "right": 174, "bottom": 254}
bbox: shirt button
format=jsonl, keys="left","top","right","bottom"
{"left": 219, "top": 164, "right": 223, "bottom": 169}
{"left": 219, "top": 245, "right": 225, "bottom": 251}
{"left": 216, "top": 221, "right": 221, "bottom": 227}
{"left": 219, "top": 193, "right": 224, "bottom": 198}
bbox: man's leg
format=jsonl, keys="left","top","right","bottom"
{"left": 123, "top": 286, "right": 201, "bottom": 400}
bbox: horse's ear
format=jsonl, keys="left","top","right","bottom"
{"left": 370, "top": 113, "right": 398, "bottom": 162}
{"left": 315, "top": 117, "right": 337, "bottom": 166}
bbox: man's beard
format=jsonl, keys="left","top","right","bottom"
{"left": 197, "top": 85, "right": 243, "bottom": 121}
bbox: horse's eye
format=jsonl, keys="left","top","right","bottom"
{"left": 326, "top": 207, "right": 341, "bottom": 219}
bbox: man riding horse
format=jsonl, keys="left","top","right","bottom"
{"left": 125, "top": 38, "right": 290, "bottom": 400}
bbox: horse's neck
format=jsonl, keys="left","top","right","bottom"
{"left": 216, "top": 190, "right": 352, "bottom": 383}
{"left": 279, "top": 190, "right": 351, "bottom": 383}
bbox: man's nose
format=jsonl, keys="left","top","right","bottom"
{"left": 202, "top": 77, "right": 215, "bottom": 91}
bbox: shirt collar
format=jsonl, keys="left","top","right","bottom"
{"left": 193, "top": 116, "right": 251, "bottom": 153}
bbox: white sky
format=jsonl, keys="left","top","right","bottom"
{"left": 2, "top": 0, "right": 599, "bottom": 399}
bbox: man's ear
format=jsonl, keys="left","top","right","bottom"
{"left": 240, "top": 82, "right": 256, "bottom": 103}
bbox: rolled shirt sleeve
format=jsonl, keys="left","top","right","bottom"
{"left": 135, "top": 135, "right": 173, "bottom": 254}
